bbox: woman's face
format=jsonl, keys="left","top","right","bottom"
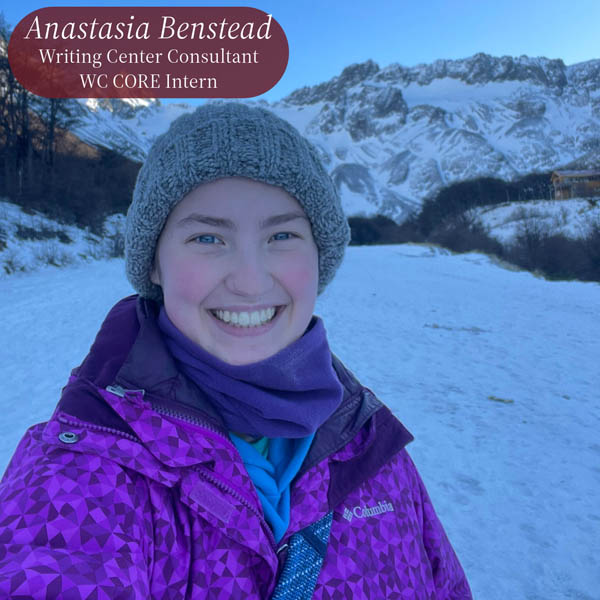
{"left": 151, "top": 177, "right": 319, "bottom": 365}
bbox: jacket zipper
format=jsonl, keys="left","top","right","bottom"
{"left": 108, "top": 385, "right": 230, "bottom": 441}
{"left": 57, "top": 414, "right": 139, "bottom": 442}
{"left": 151, "top": 403, "right": 278, "bottom": 550}
{"left": 194, "top": 463, "right": 278, "bottom": 551}
{"left": 151, "top": 401, "right": 226, "bottom": 437}
{"left": 149, "top": 397, "right": 330, "bottom": 553}
{"left": 106, "top": 385, "right": 286, "bottom": 553}
{"left": 109, "top": 386, "right": 279, "bottom": 552}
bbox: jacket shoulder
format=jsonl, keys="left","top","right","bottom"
{"left": 0, "top": 423, "right": 153, "bottom": 597}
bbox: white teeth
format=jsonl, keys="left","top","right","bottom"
{"left": 213, "top": 307, "right": 276, "bottom": 328}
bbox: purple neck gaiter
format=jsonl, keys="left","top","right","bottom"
{"left": 157, "top": 307, "right": 344, "bottom": 438}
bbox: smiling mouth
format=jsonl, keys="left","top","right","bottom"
{"left": 209, "top": 306, "right": 281, "bottom": 328}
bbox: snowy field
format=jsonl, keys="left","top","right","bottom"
{"left": 0, "top": 244, "right": 598, "bottom": 599}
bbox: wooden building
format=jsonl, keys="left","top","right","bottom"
{"left": 551, "top": 170, "right": 600, "bottom": 199}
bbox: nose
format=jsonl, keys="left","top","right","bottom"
{"left": 225, "top": 247, "right": 274, "bottom": 297}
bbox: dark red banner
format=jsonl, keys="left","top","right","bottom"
{"left": 8, "top": 7, "right": 288, "bottom": 98}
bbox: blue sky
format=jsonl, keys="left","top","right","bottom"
{"left": 3, "top": 0, "right": 599, "bottom": 103}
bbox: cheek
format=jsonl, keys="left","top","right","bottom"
{"left": 281, "top": 253, "right": 319, "bottom": 299}
{"left": 292, "top": 266, "right": 318, "bottom": 292}
{"left": 160, "top": 254, "right": 212, "bottom": 301}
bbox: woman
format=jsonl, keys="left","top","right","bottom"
{"left": 0, "top": 103, "right": 472, "bottom": 598}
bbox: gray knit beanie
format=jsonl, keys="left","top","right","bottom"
{"left": 126, "top": 102, "right": 350, "bottom": 301}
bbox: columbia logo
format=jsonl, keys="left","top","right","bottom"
{"left": 343, "top": 500, "right": 395, "bottom": 522}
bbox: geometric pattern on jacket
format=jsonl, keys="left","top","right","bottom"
{"left": 0, "top": 295, "right": 472, "bottom": 599}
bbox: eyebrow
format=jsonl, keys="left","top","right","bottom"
{"left": 175, "top": 212, "right": 308, "bottom": 230}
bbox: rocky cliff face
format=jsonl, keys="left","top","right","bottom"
{"left": 72, "top": 53, "right": 600, "bottom": 222}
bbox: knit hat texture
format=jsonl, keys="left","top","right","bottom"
{"left": 126, "top": 102, "right": 350, "bottom": 301}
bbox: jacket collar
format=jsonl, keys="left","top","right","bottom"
{"left": 57, "top": 295, "right": 414, "bottom": 488}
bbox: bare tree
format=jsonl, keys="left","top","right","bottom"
{"left": 0, "top": 14, "right": 78, "bottom": 201}
{"left": 0, "top": 13, "right": 33, "bottom": 197}
{"left": 31, "top": 96, "right": 79, "bottom": 167}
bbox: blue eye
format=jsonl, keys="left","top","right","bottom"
{"left": 271, "top": 232, "right": 295, "bottom": 241}
{"left": 192, "top": 234, "right": 220, "bottom": 244}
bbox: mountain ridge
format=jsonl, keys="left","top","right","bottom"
{"left": 70, "top": 52, "right": 600, "bottom": 221}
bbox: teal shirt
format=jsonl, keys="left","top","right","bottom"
{"left": 229, "top": 433, "right": 315, "bottom": 543}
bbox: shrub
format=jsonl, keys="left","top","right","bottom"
{"left": 15, "top": 224, "right": 72, "bottom": 244}
{"left": 34, "top": 243, "right": 74, "bottom": 267}
{"left": 417, "top": 173, "right": 553, "bottom": 236}
{"left": 57, "top": 230, "right": 73, "bottom": 244}
{"left": 535, "top": 235, "right": 587, "bottom": 280}
{"left": 106, "top": 231, "right": 125, "bottom": 258}
{"left": 581, "top": 219, "right": 600, "bottom": 280}
{"left": 102, "top": 213, "right": 126, "bottom": 258}
{"left": 2, "top": 249, "right": 26, "bottom": 274}
{"left": 509, "top": 214, "right": 550, "bottom": 270}
{"left": 348, "top": 215, "right": 412, "bottom": 245}
{"left": 505, "top": 223, "right": 598, "bottom": 282}
{"left": 346, "top": 205, "right": 600, "bottom": 284}
{"left": 428, "top": 212, "right": 503, "bottom": 256}
{"left": 16, "top": 224, "right": 56, "bottom": 242}
{"left": 393, "top": 214, "right": 426, "bottom": 244}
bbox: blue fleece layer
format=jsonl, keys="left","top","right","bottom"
{"left": 230, "top": 433, "right": 315, "bottom": 543}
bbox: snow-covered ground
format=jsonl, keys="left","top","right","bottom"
{"left": 476, "top": 197, "right": 600, "bottom": 243}
{"left": 0, "top": 200, "right": 125, "bottom": 277}
{"left": 0, "top": 245, "right": 598, "bottom": 599}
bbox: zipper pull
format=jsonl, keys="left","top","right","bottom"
{"left": 106, "top": 385, "right": 125, "bottom": 397}
{"left": 106, "top": 385, "right": 145, "bottom": 398}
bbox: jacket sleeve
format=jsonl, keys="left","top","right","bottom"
{"left": 404, "top": 451, "right": 473, "bottom": 599}
{"left": 0, "top": 424, "right": 152, "bottom": 598}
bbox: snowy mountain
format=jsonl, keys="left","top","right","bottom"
{"left": 71, "top": 53, "right": 600, "bottom": 221}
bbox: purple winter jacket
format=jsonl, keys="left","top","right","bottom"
{"left": 0, "top": 295, "right": 472, "bottom": 599}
